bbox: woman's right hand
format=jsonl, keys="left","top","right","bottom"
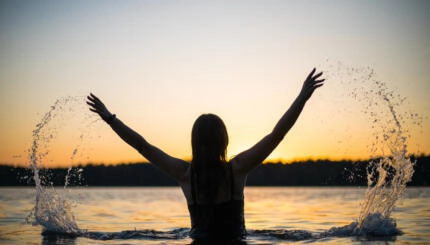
{"left": 86, "top": 93, "right": 114, "bottom": 123}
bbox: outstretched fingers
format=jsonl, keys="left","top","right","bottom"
{"left": 87, "top": 93, "right": 102, "bottom": 104}
{"left": 311, "top": 76, "right": 325, "bottom": 88}
{"left": 311, "top": 69, "right": 322, "bottom": 78}
{"left": 305, "top": 68, "right": 317, "bottom": 81}
{"left": 86, "top": 93, "right": 109, "bottom": 117}
{"left": 300, "top": 68, "right": 325, "bottom": 99}
{"left": 86, "top": 99, "right": 100, "bottom": 112}
{"left": 310, "top": 78, "right": 324, "bottom": 92}
{"left": 309, "top": 68, "right": 325, "bottom": 85}
{"left": 88, "top": 93, "right": 103, "bottom": 104}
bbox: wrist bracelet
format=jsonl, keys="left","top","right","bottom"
{"left": 105, "top": 114, "right": 116, "bottom": 124}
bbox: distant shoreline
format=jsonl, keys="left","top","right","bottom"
{"left": 1, "top": 156, "right": 429, "bottom": 186}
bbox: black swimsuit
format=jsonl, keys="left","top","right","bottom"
{"left": 187, "top": 164, "right": 246, "bottom": 240}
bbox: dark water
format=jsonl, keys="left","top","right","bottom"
{"left": 1, "top": 187, "right": 430, "bottom": 244}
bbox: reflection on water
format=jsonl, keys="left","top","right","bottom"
{"left": 1, "top": 187, "right": 429, "bottom": 244}
{"left": 42, "top": 233, "right": 77, "bottom": 245}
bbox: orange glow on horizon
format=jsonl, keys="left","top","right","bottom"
{"left": 0, "top": 149, "right": 406, "bottom": 168}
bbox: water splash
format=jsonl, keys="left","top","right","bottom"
{"left": 354, "top": 83, "right": 414, "bottom": 234}
{"left": 25, "top": 96, "right": 93, "bottom": 235}
{"left": 26, "top": 187, "right": 81, "bottom": 235}
{"left": 321, "top": 61, "right": 419, "bottom": 237}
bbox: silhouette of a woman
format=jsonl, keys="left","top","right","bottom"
{"left": 87, "top": 68, "right": 324, "bottom": 243}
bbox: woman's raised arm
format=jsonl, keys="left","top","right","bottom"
{"left": 231, "top": 68, "right": 325, "bottom": 174}
{"left": 86, "top": 93, "right": 189, "bottom": 183}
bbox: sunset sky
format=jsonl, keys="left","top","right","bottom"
{"left": 1, "top": 0, "right": 429, "bottom": 167}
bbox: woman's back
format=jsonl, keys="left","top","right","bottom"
{"left": 187, "top": 162, "right": 246, "bottom": 240}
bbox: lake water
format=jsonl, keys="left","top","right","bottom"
{"left": 0, "top": 186, "right": 429, "bottom": 245}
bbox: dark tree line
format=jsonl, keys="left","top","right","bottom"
{"left": 1, "top": 156, "right": 429, "bottom": 187}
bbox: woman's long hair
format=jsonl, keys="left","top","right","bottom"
{"left": 191, "top": 114, "right": 229, "bottom": 204}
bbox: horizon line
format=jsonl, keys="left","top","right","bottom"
{"left": 1, "top": 154, "right": 428, "bottom": 168}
